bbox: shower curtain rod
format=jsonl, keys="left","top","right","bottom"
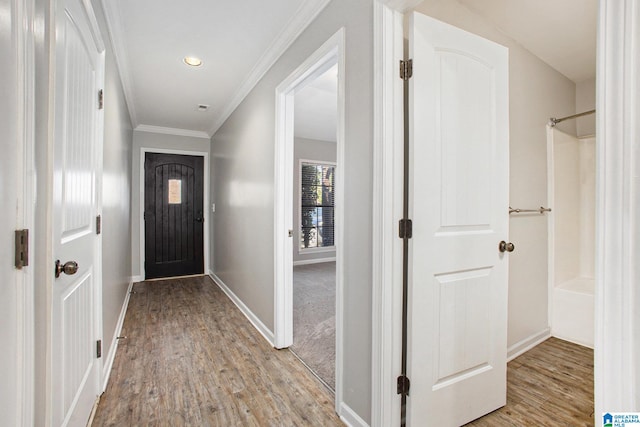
{"left": 549, "top": 109, "right": 596, "bottom": 127}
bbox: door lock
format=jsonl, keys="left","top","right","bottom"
{"left": 55, "top": 260, "right": 79, "bottom": 278}
{"left": 498, "top": 241, "right": 515, "bottom": 253}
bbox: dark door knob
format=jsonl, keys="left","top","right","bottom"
{"left": 55, "top": 260, "right": 79, "bottom": 278}
{"left": 498, "top": 241, "right": 515, "bottom": 253}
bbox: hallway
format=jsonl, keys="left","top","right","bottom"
{"left": 92, "top": 276, "right": 342, "bottom": 426}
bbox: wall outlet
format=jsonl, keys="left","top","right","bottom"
{"left": 211, "top": 203, "right": 215, "bottom": 213}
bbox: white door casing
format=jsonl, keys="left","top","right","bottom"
{"left": 407, "top": 12, "right": 509, "bottom": 427}
{"left": 51, "top": 0, "right": 104, "bottom": 424}
{"left": 273, "top": 28, "right": 345, "bottom": 414}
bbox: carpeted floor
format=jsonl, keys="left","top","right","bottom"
{"left": 291, "top": 261, "right": 336, "bottom": 390}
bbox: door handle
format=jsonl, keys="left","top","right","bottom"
{"left": 195, "top": 217, "right": 204, "bottom": 222}
{"left": 498, "top": 241, "right": 515, "bottom": 253}
{"left": 55, "top": 260, "right": 79, "bottom": 278}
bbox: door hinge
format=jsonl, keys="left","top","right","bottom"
{"left": 397, "top": 375, "right": 411, "bottom": 395}
{"left": 15, "top": 229, "right": 29, "bottom": 269}
{"left": 96, "top": 340, "right": 102, "bottom": 358}
{"left": 400, "top": 59, "right": 413, "bottom": 80}
{"left": 399, "top": 219, "right": 413, "bottom": 239}
{"left": 96, "top": 215, "right": 101, "bottom": 235}
{"left": 98, "top": 89, "right": 104, "bottom": 110}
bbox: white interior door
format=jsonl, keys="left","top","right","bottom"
{"left": 52, "top": 0, "right": 103, "bottom": 424}
{"left": 407, "top": 12, "right": 510, "bottom": 426}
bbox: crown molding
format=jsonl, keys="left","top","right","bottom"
{"left": 134, "top": 124, "right": 211, "bottom": 139}
{"left": 99, "top": 0, "right": 139, "bottom": 127}
{"left": 208, "top": 0, "right": 331, "bottom": 136}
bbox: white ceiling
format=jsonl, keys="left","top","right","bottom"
{"left": 102, "top": 0, "right": 596, "bottom": 139}
{"left": 460, "top": 0, "right": 597, "bottom": 83}
{"left": 101, "top": 0, "right": 330, "bottom": 138}
{"left": 294, "top": 65, "right": 338, "bottom": 143}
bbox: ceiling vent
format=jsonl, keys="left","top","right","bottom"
{"left": 197, "top": 104, "right": 209, "bottom": 112}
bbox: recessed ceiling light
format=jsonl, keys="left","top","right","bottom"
{"left": 183, "top": 56, "right": 203, "bottom": 67}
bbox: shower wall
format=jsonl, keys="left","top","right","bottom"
{"left": 552, "top": 130, "right": 595, "bottom": 285}
{"left": 550, "top": 128, "right": 595, "bottom": 347}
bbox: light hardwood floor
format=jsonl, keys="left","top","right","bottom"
{"left": 92, "top": 276, "right": 343, "bottom": 426}
{"left": 466, "top": 337, "right": 594, "bottom": 426}
{"left": 93, "top": 276, "right": 593, "bottom": 426}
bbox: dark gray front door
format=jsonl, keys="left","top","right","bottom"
{"left": 144, "top": 153, "right": 204, "bottom": 279}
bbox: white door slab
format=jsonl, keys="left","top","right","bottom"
{"left": 407, "top": 12, "right": 510, "bottom": 426}
{"left": 51, "top": 0, "right": 104, "bottom": 424}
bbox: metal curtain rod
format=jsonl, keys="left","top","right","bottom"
{"left": 509, "top": 206, "right": 552, "bottom": 214}
{"left": 549, "top": 109, "right": 596, "bottom": 127}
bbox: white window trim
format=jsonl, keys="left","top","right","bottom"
{"left": 298, "top": 158, "right": 337, "bottom": 254}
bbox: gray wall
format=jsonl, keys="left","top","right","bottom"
{"left": 414, "top": 0, "right": 577, "bottom": 351}
{"left": 131, "top": 130, "right": 210, "bottom": 279}
{"left": 210, "top": 0, "right": 373, "bottom": 420}
{"left": 93, "top": 0, "right": 134, "bottom": 364}
{"left": 293, "top": 137, "right": 337, "bottom": 263}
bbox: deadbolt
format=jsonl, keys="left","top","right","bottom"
{"left": 498, "top": 241, "right": 515, "bottom": 253}
{"left": 55, "top": 260, "right": 79, "bottom": 278}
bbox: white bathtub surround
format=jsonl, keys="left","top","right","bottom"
{"left": 548, "top": 128, "right": 595, "bottom": 348}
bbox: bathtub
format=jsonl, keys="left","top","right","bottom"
{"left": 551, "top": 277, "right": 594, "bottom": 348}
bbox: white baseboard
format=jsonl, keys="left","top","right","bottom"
{"left": 131, "top": 275, "right": 143, "bottom": 283}
{"left": 339, "top": 402, "right": 369, "bottom": 427}
{"left": 507, "top": 328, "right": 551, "bottom": 362}
{"left": 102, "top": 280, "right": 134, "bottom": 391}
{"left": 293, "top": 257, "right": 336, "bottom": 266}
{"left": 208, "top": 271, "right": 275, "bottom": 346}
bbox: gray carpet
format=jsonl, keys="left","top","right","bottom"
{"left": 291, "top": 261, "right": 336, "bottom": 390}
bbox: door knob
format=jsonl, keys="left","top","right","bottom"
{"left": 55, "top": 260, "right": 79, "bottom": 278}
{"left": 498, "top": 241, "right": 515, "bottom": 253}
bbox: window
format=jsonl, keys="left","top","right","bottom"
{"left": 300, "top": 161, "right": 335, "bottom": 250}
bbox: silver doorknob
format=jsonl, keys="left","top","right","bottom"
{"left": 55, "top": 260, "right": 79, "bottom": 278}
{"left": 498, "top": 241, "right": 515, "bottom": 253}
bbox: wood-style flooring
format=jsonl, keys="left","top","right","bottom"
{"left": 92, "top": 276, "right": 343, "bottom": 426}
{"left": 92, "top": 275, "right": 594, "bottom": 426}
{"left": 466, "top": 337, "right": 594, "bottom": 426}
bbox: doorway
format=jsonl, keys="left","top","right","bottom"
{"left": 144, "top": 152, "right": 205, "bottom": 279}
{"left": 290, "top": 64, "right": 338, "bottom": 389}
{"left": 273, "top": 28, "right": 345, "bottom": 408}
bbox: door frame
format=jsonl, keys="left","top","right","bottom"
{"left": 139, "top": 148, "right": 210, "bottom": 279}
{"left": 13, "top": 0, "right": 36, "bottom": 424}
{"left": 594, "top": 0, "right": 640, "bottom": 417}
{"left": 371, "top": 2, "right": 418, "bottom": 426}
{"left": 273, "top": 28, "right": 345, "bottom": 412}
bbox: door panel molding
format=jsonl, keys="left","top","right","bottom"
{"left": 138, "top": 147, "right": 210, "bottom": 280}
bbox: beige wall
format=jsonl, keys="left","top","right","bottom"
{"left": 576, "top": 77, "right": 596, "bottom": 137}
{"left": 413, "top": 0, "right": 577, "bottom": 351}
